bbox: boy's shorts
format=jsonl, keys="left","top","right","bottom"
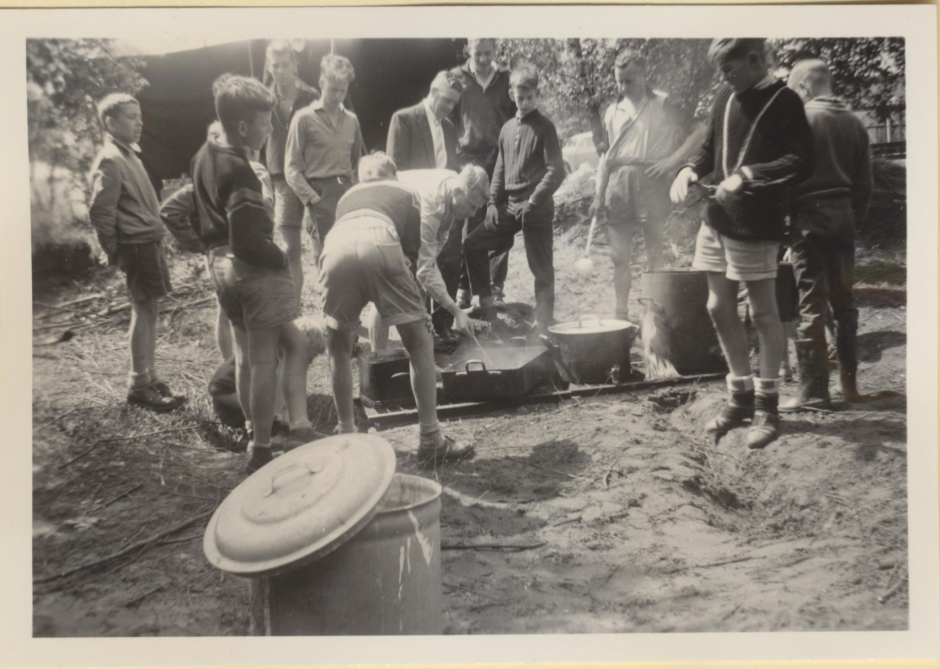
{"left": 692, "top": 222, "right": 779, "bottom": 282}
{"left": 319, "top": 216, "right": 428, "bottom": 333}
{"left": 605, "top": 166, "right": 672, "bottom": 229}
{"left": 273, "top": 175, "right": 305, "bottom": 229}
{"left": 208, "top": 248, "right": 300, "bottom": 332}
{"left": 117, "top": 241, "right": 172, "bottom": 302}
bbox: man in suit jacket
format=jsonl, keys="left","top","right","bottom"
{"left": 387, "top": 70, "right": 462, "bottom": 172}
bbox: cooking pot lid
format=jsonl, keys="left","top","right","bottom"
{"left": 203, "top": 434, "right": 396, "bottom": 576}
{"left": 549, "top": 317, "right": 636, "bottom": 336}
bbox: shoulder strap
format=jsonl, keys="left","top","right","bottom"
{"left": 722, "top": 86, "right": 787, "bottom": 179}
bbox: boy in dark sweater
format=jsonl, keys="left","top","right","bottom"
{"left": 670, "top": 39, "right": 814, "bottom": 449}
{"left": 781, "top": 59, "right": 873, "bottom": 411}
{"left": 464, "top": 64, "right": 565, "bottom": 334}
{"left": 191, "top": 74, "right": 314, "bottom": 473}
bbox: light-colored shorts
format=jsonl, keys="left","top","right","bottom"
{"left": 605, "top": 166, "right": 672, "bottom": 229}
{"left": 208, "top": 248, "right": 300, "bottom": 332}
{"left": 692, "top": 223, "right": 779, "bottom": 282}
{"left": 273, "top": 175, "right": 305, "bottom": 229}
{"left": 319, "top": 216, "right": 428, "bottom": 333}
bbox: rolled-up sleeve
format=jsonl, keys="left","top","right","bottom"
{"left": 415, "top": 195, "right": 453, "bottom": 308}
{"left": 285, "top": 114, "right": 319, "bottom": 206}
{"left": 88, "top": 157, "right": 121, "bottom": 257}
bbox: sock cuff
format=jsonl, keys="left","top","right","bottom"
{"left": 129, "top": 371, "right": 152, "bottom": 389}
{"left": 419, "top": 421, "right": 441, "bottom": 436}
{"left": 726, "top": 374, "right": 754, "bottom": 393}
{"left": 755, "top": 377, "right": 782, "bottom": 396}
{"left": 337, "top": 420, "right": 357, "bottom": 435}
{"left": 290, "top": 419, "right": 313, "bottom": 430}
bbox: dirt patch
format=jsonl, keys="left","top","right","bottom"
{"left": 32, "top": 199, "right": 908, "bottom": 636}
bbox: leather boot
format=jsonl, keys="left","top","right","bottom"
{"left": 780, "top": 340, "right": 832, "bottom": 412}
{"left": 747, "top": 391, "right": 781, "bottom": 450}
{"left": 706, "top": 382, "right": 755, "bottom": 443}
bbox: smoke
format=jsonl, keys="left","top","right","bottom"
{"left": 639, "top": 298, "right": 680, "bottom": 380}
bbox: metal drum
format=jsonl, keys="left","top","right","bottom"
{"left": 204, "top": 435, "right": 443, "bottom": 635}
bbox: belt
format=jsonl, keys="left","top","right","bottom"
{"left": 308, "top": 175, "right": 352, "bottom": 184}
{"left": 334, "top": 209, "right": 396, "bottom": 231}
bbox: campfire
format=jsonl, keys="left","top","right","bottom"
{"left": 639, "top": 298, "right": 680, "bottom": 381}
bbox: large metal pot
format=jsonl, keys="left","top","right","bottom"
{"left": 358, "top": 348, "right": 413, "bottom": 409}
{"left": 546, "top": 315, "right": 638, "bottom": 385}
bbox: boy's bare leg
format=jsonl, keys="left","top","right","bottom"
{"left": 396, "top": 319, "right": 438, "bottom": 428}
{"left": 608, "top": 225, "right": 635, "bottom": 320}
{"left": 216, "top": 305, "right": 234, "bottom": 360}
{"left": 232, "top": 325, "right": 252, "bottom": 427}
{"left": 246, "top": 327, "right": 280, "bottom": 446}
{"left": 326, "top": 327, "right": 358, "bottom": 434}
{"left": 745, "top": 278, "right": 784, "bottom": 379}
{"left": 282, "top": 226, "right": 305, "bottom": 302}
{"left": 705, "top": 273, "right": 751, "bottom": 375}
{"left": 277, "top": 321, "right": 311, "bottom": 431}
{"left": 129, "top": 298, "right": 157, "bottom": 386}
{"left": 367, "top": 304, "right": 390, "bottom": 352}
{"left": 642, "top": 217, "right": 664, "bottom": 272}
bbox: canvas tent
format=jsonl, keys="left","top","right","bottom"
{"left": 124, "top": 38, "right": 467, "bottom": 186}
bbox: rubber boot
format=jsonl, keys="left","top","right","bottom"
{"left": 836, "top": 329, "right": 863, "bottom": 402}
{"left": 705, "top": 374, "right": 755, "bottom": 442}
{"left": 780, "top": 340, "right": 832, "bottom": 412}
{"left": 748, "top": 379, "right": 781, "bottom": 450}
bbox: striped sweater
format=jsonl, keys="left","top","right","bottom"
{"left": 190, "top": 140, "right": 287, "bottom": 269}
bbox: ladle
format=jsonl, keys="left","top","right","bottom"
{"left": 575, "top": 215, "right": 598, "bottom": 274}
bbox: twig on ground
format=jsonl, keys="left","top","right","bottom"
{"left": 33, "top": 509, "right": 215, "bottom": 583}
{"left": 551, "top": 515, "right": 581, "bottom": 527}
{"left": 442, "top": 485, "right": 524, "bottom": 509}
{"left": 60, "top": 425, "right": 208, "bottom": 469}
{"left": 157, "top": 533, "right": 203, "bottom": 546}
{"left": 878, "top": 573, "right": 908, "bottom": 604}
{"left": 442, "top": 540, "right": 545, "bottom": 551}
{"left": 34, "top": 301, "right": 87, "bottom": 316}
{"left": 506, "top": 455, "right": 591, "bottom": 482}
{"left": 95, "top": 483, "right": 142, "bottom": 511}
{"left": 37, "top": 406, "right": 81, "bottom": 430}
{"left": 662, "top": 555, "right": 756, "bottom": 574}
{"left": 56, "top": 293, "right": 105, "bottom": 309}
{"left": 124, "top": 584, "right": 165, "bottom": 607}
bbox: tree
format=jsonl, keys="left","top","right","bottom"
{"left": 770, "top": 38, "right": 905, "bottom": 122}
{"left": 27, "top": 39, "right": 148, "bottom": 260}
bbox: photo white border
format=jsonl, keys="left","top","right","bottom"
{"left": 1, "top": 4, "right": 937, "bottom": 667}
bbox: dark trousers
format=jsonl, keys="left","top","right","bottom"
{"left": 458, "top": 149, "right": 509, "bottom": 294}
{"left": 789, "top": 198, "right": 859, "bottom": 347}
{"left": 305, "top": 177, "right": 352, "bottom": 243}
{"left": 465, "top": 199, "right": 555, "bottom": 325}
{"left": 431, "top": 222, "right": 464, "bottom": 333}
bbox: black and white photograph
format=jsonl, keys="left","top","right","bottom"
{"left": 1, "top": 4, "right": 937, "bottom": 667}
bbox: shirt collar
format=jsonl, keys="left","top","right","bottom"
{"left": 468, "top": 59, "right": 497, "bottom": 90}
{"left": 107, "top": 134, "right": 141, "bottom": 154}
{"left": 311, "top": 98, "right": 346, "bottom": 114}
{"left": 516, "top": 108, "right": 538, "bottom": 121}
{"left": 753, "top": 73, "right": 778, "bottom": 90}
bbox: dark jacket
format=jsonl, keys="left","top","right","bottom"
{"left": 264, "top": 78, "right": 320, "bottom": 177}
{"left": 387, "top": 102, "right": 458, "bottom": 172}
{"left": 450, "top": 61, "right": 516, "bottom": 172}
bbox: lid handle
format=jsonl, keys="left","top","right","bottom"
{"left": 263, "top": 460, "right": 323, "bottom": 498}
{"left": 578, "top": 314, "right": 603, "bottom": 328}
{"left": 465, "top": 359, "right": 487, "bottom": 372}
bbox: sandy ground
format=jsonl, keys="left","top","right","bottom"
{"left": 31, "top": 200, "right": 908, "bottom": 636}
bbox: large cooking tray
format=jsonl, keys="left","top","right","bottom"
{"left": 358, "top": 348, "right": 413, "bottom": 409}
{"left": 440, "top": 345, "right": 551, "bottom": 403}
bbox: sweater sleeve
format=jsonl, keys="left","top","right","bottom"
{"left": 415, "top": 193, "right": 453, "bottom": 307}
{"left": 160, "top": 185, "right": 206, "bottom": 254}
{"left": 490, "top": 130, "right": 507, "bottom": 204}
{"left": 739, "top": 92, "right": 815, "bottom": 192}
{"left": 686, "top": 95, "right": 719, "bottom": 180}
{"left": 88, "top": 156, "right": 122, "bottom": 258}
{"left": 223, "top": 169, "right": 288, "bottom": 269}
{"left": 852, "top": 126, "right": 873, "bottom": 228}
{"left": 530, "top": 120, "right": 565, "bottom": 206}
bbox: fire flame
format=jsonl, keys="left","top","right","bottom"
{"left": 640, "top": 300, "right": 680, "bottom": 381}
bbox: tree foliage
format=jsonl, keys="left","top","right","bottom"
{"left": 494, "top": 37, "right": 906, "bottom": 148}
{"left": 27, "top": 39, "right": 148, "bottom": 177}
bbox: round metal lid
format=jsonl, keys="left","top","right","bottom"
{"left": 203, "top": 434, "right": 396, "bottom": 576}
{"left": 549, "top": 317, "right": 636, "bottom": 336}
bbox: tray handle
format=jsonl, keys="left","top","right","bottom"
{"left": 464, "top": 359, "right": 487, "bottom": 372}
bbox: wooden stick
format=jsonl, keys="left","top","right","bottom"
{"left": 124, "top": 583, "right": 165, "bottom": 607}
{"left": 34, "top": 301, "right": 86, "bottom": 315}
{"left": 663, "top": 556, "right": 757, "bottom": 574}
{"left": 33, "top": 509, "right": 215, "bottom": 583}
{"left": 56, "top": 293, "right": 105, "bottom": 308}
{"left": 96, "top": 483, "right": 142, "bottom": 511}
{"left": 442, "top": 540, "right": 545, "bottom": 551}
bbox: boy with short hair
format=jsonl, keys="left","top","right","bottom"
{"left": 670, "top": 39, "right": 814, "bottom": 449}
{"left": 781, "top": 59, "right": 872, "bottom": 410}
{"left": 88, "top": 93, "right": 185, "bottom": 412}
{"left": 464, "top": 64, "right": 565, "bottom": 335}
{"left": 191, "top": 74, "right": 314, "bottom": 473}
{"left": 285, "top": 54, "right": 364, "bottom": 273}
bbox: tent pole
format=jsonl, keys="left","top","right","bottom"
{"left": 248, "top": 41, "right": 255, "bottom": 79}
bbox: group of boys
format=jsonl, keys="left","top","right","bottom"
{"left": 86, "top": 36, "right": 871, "bottom": 472}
